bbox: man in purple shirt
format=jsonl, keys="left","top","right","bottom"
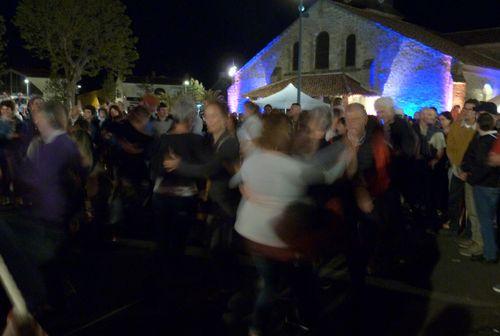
{"left": 0, "top": 101, "right": 85, "bottom": 312}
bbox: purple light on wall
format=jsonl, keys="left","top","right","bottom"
{"left": 374, "top": 24, "right": 454, "bottom": 116}
{"left": 228, "top": 35, "right": 285, "bottom": 113}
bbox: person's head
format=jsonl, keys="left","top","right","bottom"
{"left": 0, "top": 100, "right": 16, "bottom": 118}
{"left": 462, "top": 99, "right": 479, "bottom": 124}
{"left": 438, "top": 111, "right": 453, "bottom": 129}
{"left": 256, "top": 113, "right": 291, "bottom": 153}
{"left": 109, "top": 104, "right": 123, "bottom": 120}
{"left": 332, "top": 97, "right": 343, "bottom": 106}
{"left": 243, "top": 101, "right": 260, "bottom": 118}
{"left": 157, "top": 102, "right": 169, "bottom": 120}
{"left": 289, "top": 103, "right": 302, "bottom": 121}
{"left": 306, "top": 106, "right": 333, "bottom": 140}
{"left": 414, "top": 111, "right": 421, "bottom": 120}
{"left": 97, "top": 107, "right": 108, "bottom": 121}
{"left": 264, "top": 104, "right": 273, "bottom": 114}
{"left": 374, "top": 97, "right": 395, "bottom": 123}
{"left": 28, "top": 96, "right": 44, "bottom": 114}
{"left": 477, "top": 112, "right": 495, "bottom": 132}
{"left": 73, "top": 117, "right": 90, "bottom": 134}
{"left": 421, "top": 108, "right": 437, "bottom": 125}
{"left": 336, "top": 117, "right": 347, "bottom": 136}
{"left": 345, "top": 103, "right": 368, "bottom": 137}
{"left": 33, "top": 101, "right": 68, "bottom": 137}
{"left": 170, "top": 96, "right": 197, "bottom": 128}
{"left": 82, "top": 105, "right": 96, "bottom": 122}
{"left": 70, "top": 105, "right": 81, "bottom": 119}
{"left": 128, "top": 105, "right": 150, "bottom": 130}
{"left": 141, "top": 93, "right": 160, "bottom": 115}
{"left": 204, "top": 101, "right": 229, "bottom": 136}
{"left": 476, "top": 102, "right": 498, "bottom": 117}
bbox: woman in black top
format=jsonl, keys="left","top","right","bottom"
{"left": 150, "top": 97, "right": 207, "bottom": 279}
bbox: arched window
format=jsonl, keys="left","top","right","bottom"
{"left": 292, "top": 42, "right": 299, "bottom": 71}
{"left": 345, "top": 34, "right": 356, "bottom": 67}
{"left": 315, "top": 32, "right": 330, "bottom": 69}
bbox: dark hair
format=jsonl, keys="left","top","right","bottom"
{"left": 73, "top": 117, "right": 90, "bottom": 133}
{"left": 244, "top": 101, "right": 260, "bottom": 115}
{"left": 332, "top": 97, "right": 343, "bottom": 106}
{"left": 83, "top": 105, "right": 96, "bottom": 116}
{"left": 43, "top": 101, "right": 68, "bottom": 130}
{"left": 477, "top": 112, "right": 495, "bottom": 131}
{"left": 158, "top": 102, "right": 167, "bottom": 110}
{"left": 338, "top": 117, "right": 346, "bottom": 125}
{"left": 332, "top": 107, "right": 343, "bottom": 118}
{"left": 291, "top": 103, "right": 301, "bottom": 108}
{"left": 464, "top": 99, "right": 479, "bottom": 108}
{"left": 98, "top": 107, "right": 108, "bottom": 115}
{"left": 429, "top": 107, "right": 438, "bottom": 113}
{"left": 476, "top": 102, "right": 497, "bottom": 116}
{"left": 264, "top": 104, "right": 272, "bottom": 110}
{"left": 0, "top": 100, "right": 16, "bottom": 111}
{"left": 206, "top": 101, "right": 229, "bottom": 118}
{"left": 439, "top": 111, "right": 453, "bottom": 122}
{"left": 256, "top": 114, "right": 291, "bottom": 153}
{"left": 128, "top": 105, "right": 149, "bottom": 122}
{"left": 109, "top": 104, "right": 123, "bottom": 120}
{"left": 28, "top": 96, "right": 43, "bottom": 109}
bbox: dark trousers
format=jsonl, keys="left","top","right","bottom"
{"left": 449, "top": 174, "right": 465, "bottom": 234}
{"left": 152, "top": 194, "right": 197, "bottom": 280}
{"left": 473, "top": 186, "right": 499, "bottom": 261}
{"left": 251, "top": 256, "right": 318, "bottom": 334}
{"left": 0, "top": 215, "right": 65, "bottom": 311}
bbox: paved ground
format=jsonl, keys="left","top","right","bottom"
{"left": 1, "top": 208, "right": 500, "bottom": 335}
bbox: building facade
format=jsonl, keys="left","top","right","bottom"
{"left": 228, "top": 0, "right": 500, "bottom": 115}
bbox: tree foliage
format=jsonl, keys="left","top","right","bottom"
{"left": 102, "top": 73, "right": 118, "bottom": 103}
{"left": 44, "top": 77, "right": 68, "bottom": 104}
{"left": 14, "top": 0, "right": 138, "bottom": 106}
{"left": 185, "top": 79, "right": 205, "bottom": 102}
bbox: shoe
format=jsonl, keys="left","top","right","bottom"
{"left": 457, "top": 239, "right": 474, "bottom": 248}
{"left": 459, "top": 242, "right": 483, "bottom": 257}
{"left": 493, "top": 284, "right": 500, "bottom": 293}
{"left": 471, "top": 255, "right": 499, "bottom": 264}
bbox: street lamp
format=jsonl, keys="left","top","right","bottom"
{"left": 24, "top": 78, "right": 29, "bottom": 97}
{"left": 183, "top": 79, "right": 190, "bottom": 93}
{"left": 297, "top": 0, "right": 305, "bottom": 105}
{"left": 228, "top": 65, "right": 238, "bottom": 78}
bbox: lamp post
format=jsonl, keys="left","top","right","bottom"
{"left": 183, "top": 79, "right": 190, "bottom": 94}
{"left": 297, "top": 0, "right": 305, "bottom": 105}
{"left": 24, "top": 79, "right": 29, "bottom": 97}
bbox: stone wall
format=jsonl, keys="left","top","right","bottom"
{"left": 228, "top": 0, "right": 491, "bottom": 114}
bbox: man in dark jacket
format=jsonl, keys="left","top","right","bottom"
{"left": 462, "top": 108, "right": 499, "bottom": 263}
{"left": 375, "top": 97, "right": 417, "bottom": 206}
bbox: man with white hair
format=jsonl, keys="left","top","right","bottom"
{"left": 375, "top": 97, "right": 417, "bottom": 206}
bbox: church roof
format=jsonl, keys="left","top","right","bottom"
{"left": 244, "top": 73, "right": 375, "bottom": 98}
{"left": 331, "top": 1, "right": 500, "bottom": 69}
{"left": 442, "top": 28, "right": 500, "bottom": 46}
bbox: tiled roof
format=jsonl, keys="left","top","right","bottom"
{"left": 442, "top": 28, "right": 500, "bottom": 46}
{"left": 244, "top": 73, "right": 376, "bottom": 98}
{"left": 331, "top": 1, "right": 500, "bottom": 69}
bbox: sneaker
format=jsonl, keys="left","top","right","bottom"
{"left": 493, "top": 284, "right": 500, "bottom": 294}
{"left": 457, "top": 239, "right": 474, "bottom": 248}
{"left": 459, "top": 243, "right": 483, "bottom": 257}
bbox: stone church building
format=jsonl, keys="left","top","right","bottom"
{"left": 227, "top": 0, "right": 500, "bottom": 115}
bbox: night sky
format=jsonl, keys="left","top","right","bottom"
{"left": 1, "top": 0, "right": 499, "bottom": 88}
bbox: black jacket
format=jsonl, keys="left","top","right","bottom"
{"left": 388, "top": 116, "right": 417, "bottom": 158}
{"left": 462, "top": 131, "right": 500, "bottom": 188}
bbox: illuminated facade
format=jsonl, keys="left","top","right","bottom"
{"left": 228, "top": 0, "right": 500, "bottom": 115}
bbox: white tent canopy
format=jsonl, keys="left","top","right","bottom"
{"left": 253, "top": 83, "right": 329, "bottom": 110}
{"left": 489, "top": 95, "right": 500, "bottom": 112}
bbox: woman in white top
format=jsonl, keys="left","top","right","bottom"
{"left": 231, "top": 113, "right": 349, "bottom": 336}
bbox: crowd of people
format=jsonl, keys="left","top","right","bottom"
{"left": 0, "top": 91, "right": 499, "bottom": 335}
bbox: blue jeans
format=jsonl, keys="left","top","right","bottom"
{"left": 473, "top": 186, "right": 499, "bottom": 261}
